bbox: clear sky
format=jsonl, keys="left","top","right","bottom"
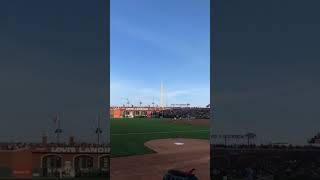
{"left": 0, "top": 0, "right": 107, "bottom": 142}
{"left": 213, "top": 0, "right": 320, "bottom": 145}
{"left": 110, "top": 0, "right": 210, "bottom": 107}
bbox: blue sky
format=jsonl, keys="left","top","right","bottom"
{"left": 212, "top": 0, "right": 320, "bottom": 145}
{"left": 0, "top": 0, "right": 107, "bottom": 142}
{"left": 110, "top": 0, "right": 210, "bottom": 107}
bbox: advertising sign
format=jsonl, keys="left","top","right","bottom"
{"left": 12, "top": 169, "right": 32, "bottom": 178}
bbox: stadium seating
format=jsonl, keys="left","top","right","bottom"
{"left": 153, "top": 107, "right": 210, "bottom": 119}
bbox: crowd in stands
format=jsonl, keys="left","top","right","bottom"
{"left": 152, "top": 107, "right": 210, "bottom": 119}
{"left": 212, "top": 157, "right": 320, "bottom": 180}
{"left": 211, "top": 144, "right": 320, "bottom": 150}
{"left": 211, "top": 143, "right": 320, "bottom": 180}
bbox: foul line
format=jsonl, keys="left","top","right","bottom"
{"left": 111, "top": 130, "right": 209, "bottom": 136}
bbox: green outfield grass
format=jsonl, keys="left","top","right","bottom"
{"left": 110, "top": 118, "right": 210, "bottom": 157}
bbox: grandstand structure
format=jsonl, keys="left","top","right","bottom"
{"left": 210, "top": 133, "right": 320, "bottom": 179}
{"left": 110, "top": 106, "right": 210, "bottom": 119}
{"left": 0, "top": 113, "right": 110, "bottom": 179}
{"left": 110, "top": 106, "right": 166, "bottom": 118}
{"left": 0, "top": 135, "right": 110, "bottom": 178}
{"left": 110, "top": 82, "right": 210, "bottom": 119}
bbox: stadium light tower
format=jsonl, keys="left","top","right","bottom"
{"left": 95, "top": 114, "right": 103, "bottom": 145}
{"left": 126, "top": 98, "right": 130, "bottom": 107}
{"left": 152, "top": 97, "right": 155, "bottom": 107}
{"left": 53, "top": 113, "right": 62, "bottom": 144}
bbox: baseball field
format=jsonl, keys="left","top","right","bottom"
{"left": 110, "top": 118, "right": 210, "bottom": 180}
{"left": 110, "top": 118, "right": 210, "bottom": 157}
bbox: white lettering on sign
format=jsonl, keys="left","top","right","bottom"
{"left": 50, "top": 147, "right": 110, "bottom": 153}
{"left": 79, "top": 147, "right": 110, "bottom": 153}
{"left": 98, "top": 147, "right": 105, "bottom": 153}
{"left": 50, "top": 147, "right": 76, "bottom": 153}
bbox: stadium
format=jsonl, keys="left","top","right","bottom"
{"left": 109, "top": 82, "right": 211, "bottom": 179}
{"left": 109, "top": 96, "right": 320, "bottom": 180}
{"left": 110, "top": 102, "right": 211, "bottom": 180}
{"left": 0, "top": 135, "right": 110, "bottom": 179}
{"left": 0, "top": 113, "right": 110, "bottom": 179}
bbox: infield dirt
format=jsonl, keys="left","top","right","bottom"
{"left": 110, "top": 138, "right": 210, "bottom": 180}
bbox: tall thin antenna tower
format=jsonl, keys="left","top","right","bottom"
{"left": 160, "top": 81, "right": 164, "bottom": 108}
{"left": 164, "top": 86, "right": 167, "bottom": 107}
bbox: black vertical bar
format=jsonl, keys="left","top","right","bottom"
{"left": 210, "top": 0, "right": 216, "bottom": 179}
{"left": 106, "top": 0, "right": 110, "bottom": 179}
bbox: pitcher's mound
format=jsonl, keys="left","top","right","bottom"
{"left": 144, "top": 138, "right": 209, "bottom": 154}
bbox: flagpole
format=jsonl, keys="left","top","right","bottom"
{"left": 97, "top": 114, "right": 100, "bottom": 144}
{"left": 54, "top": 112, "right": 62, "bottom": 144}
{"left": 57, "top": 114, "right": 60, "bottom": 144}
{"left": 96, "top": 113, "right": 102, "bottom": 145}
